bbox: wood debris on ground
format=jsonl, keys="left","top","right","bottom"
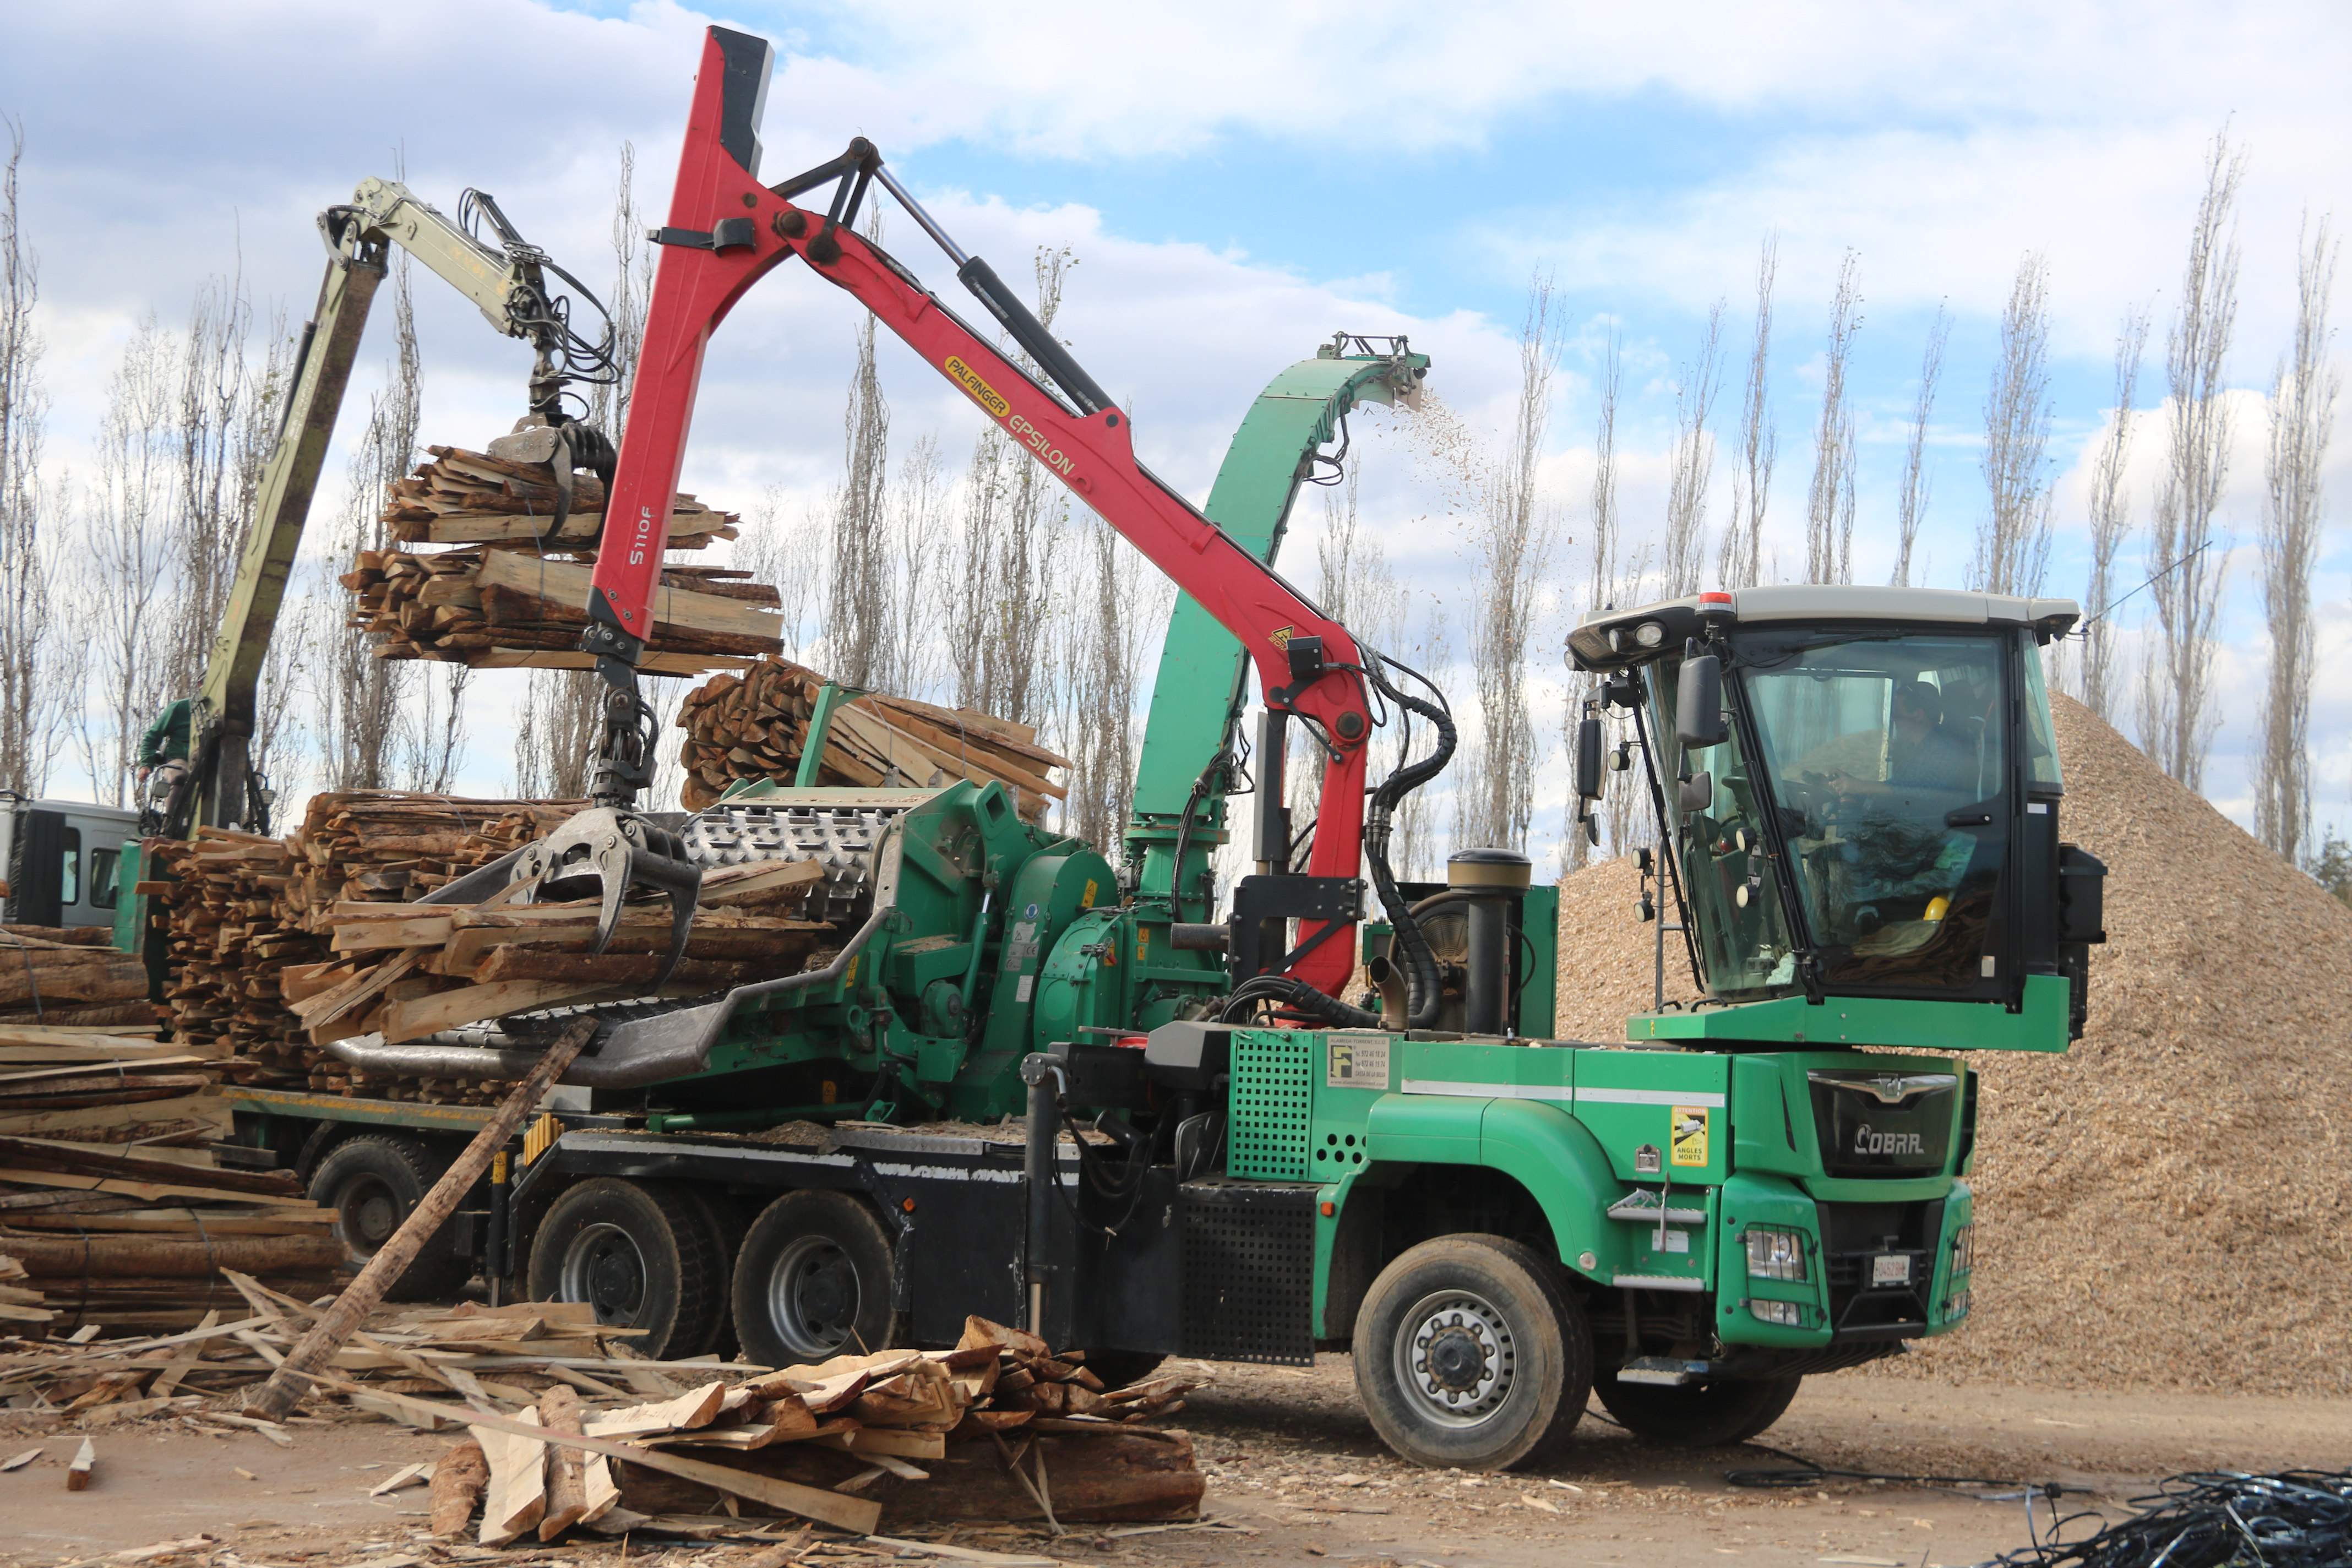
{"left": 0, "top": 1138, "right": 343, "bottom": 1334}
{"left": 679, "top": 656, "right": 1071, "bottom": 820}
{"left": 0, "top": 1019, "right": 224, "bottom": 1148}
{"left": 350, "top": 444, "right": 763, "bottom": 677}
{"left": 0, "top": 925, "right": 155, "bottom": 1031}
{"left": 144, "top": 798, "right": 580, "bottom": 1093}
{"left": 295, "top": 854, "right": 832, "bottom": 1051}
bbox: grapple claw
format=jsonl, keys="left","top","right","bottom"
{"left": 513, "top": 806, "right": 704, "bottom": 988}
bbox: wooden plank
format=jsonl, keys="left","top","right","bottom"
{"left": 67, "top": 1438, "right": 95, "bottom": 1490}
{"left": 473, "top": 1406, "right": 547, "bottom": 1546}
{"left": 429, "top": 1438, "right": 490, "bottom": 1538}
{"left": 472, "top": 551, "right": 781, "bottom": 642}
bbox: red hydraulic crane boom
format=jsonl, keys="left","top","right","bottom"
{"left": 567, "top": 26, "right": 1396, "bottom": 1002}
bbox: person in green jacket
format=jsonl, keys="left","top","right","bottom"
{"left": 137, "top": 698, "right": 192, "bottom": 783}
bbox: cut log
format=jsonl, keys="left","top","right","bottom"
{"left": 429, "top": 1438, "right": 492, "bottom": 1538}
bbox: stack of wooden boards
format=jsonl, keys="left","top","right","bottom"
{"left": 0, "top": 925, "right": 153, "bottom": 1031}
{"left": 0, "top": 1137, "right": 344, "bottom": 1333}
{"left": 678, "top": 656, "right": 1071, "bottom": 820}
{"left": 298, "top": 854, "right": 832, "bottom": 1055}
{"left": 0, "top": 1026, "right": 221, "bottom": 1146}
{"left": 349, "top": 444, "right": 769, "bottom": 677}
{"left": 146, "top": 798, "right": 582, "bottom": 1091}
{"left": 409, "top": 1314, "right": 1204, "bottom": 1542}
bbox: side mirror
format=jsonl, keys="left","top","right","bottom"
{"left": 1675, "top": 654, "right": 1727, "bottom": 749}
{"left": 1678, "top": 770, "right": 1714, "bottom": 815}
{"left": 1574, "top": 716, "right": 1605, "bottom": 801}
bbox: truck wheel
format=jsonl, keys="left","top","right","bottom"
{"left": 527, "top": 1179, "right": 726, "bottom": 1359}
{"left": 1593, "top": 1371, "right": 1802, "bottom": 1448}
{"left": 308, "top": 1135, "right": 472, "bottom": 1302}
{"left": 731, "top": 1191, "right": 900, "bottom": 1368}
{"left": 1353, "top": 1234, "right": 1591, "bottom": 1472}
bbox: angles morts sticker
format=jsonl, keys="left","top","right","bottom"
{"left": 1669, "top": 1106, "right": 1711, "bottom": 1167}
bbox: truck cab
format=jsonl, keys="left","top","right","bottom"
{"left": 1, "top": 797, "right": 140, "bottom": 933}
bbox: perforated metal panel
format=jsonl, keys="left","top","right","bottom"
{"left": 1227, "top": 1030, "right": 1315, "bottom": 1180}
{"left": 1179, "top": 1182, "right": 1317, "bottom": 1365}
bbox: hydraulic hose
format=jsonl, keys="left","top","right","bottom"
{"left": 1360, "top": 663, "right": 1455, "bottom": 1028}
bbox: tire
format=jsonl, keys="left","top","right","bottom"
{"left": 686, "top": 1188, "right": 752, "bottom": 1360}
{"left": 730, "top": 1190, "right": 901, "bottom": 1369}
{"left": 1352, "top": 1234, "right": 1592, "bottom": 1471}
{"left": 308, "top": 1135, "right": 473, "bottom": 1302}
{"left": 1081, "top": 1351, "right": 1168, "bottom": 1390}
{"left": 1593, "top": 1371, "right": 1803, "bottom": 1448}
{"left": 526, "top": 1179, "right": 726, "bottom": 1359}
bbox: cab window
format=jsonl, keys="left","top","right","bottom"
{"left": 90, "top": 846, "right": 121, "bottom": 911}
{"left": 59, "top": 828, "right": 80, "bottom": 907}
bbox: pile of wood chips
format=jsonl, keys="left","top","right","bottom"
{"left": 0, "top": 1138, "right": 344, "bottom": 1334}
{"left": 146, "top": 800, "right": 582, "bottom": 1091}
{"left": 0, "top": 925, "right": 153, "bottom": 1031}
{"left": 293, "top": 855, "right": 832, "bottom": 1057}
{"left": 679, "top": 656, "right": 1071, "bottom": 820}
{"left": 350, "top": 444, "right": 768, "bottom": 677}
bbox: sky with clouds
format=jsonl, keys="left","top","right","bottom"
{"left": 4, "top": 1, "right": 2348, "bottom": 862}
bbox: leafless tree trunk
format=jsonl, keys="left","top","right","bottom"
{"left": 1805, "top": 251, "right": 1862, "bottom": 585}
{"left": 738, "top": 482, "right": 818, "bottom": 662}
{"left": 75, "top": 318, "right": 177, "bottom": 807}
{"left": 2140, "top": 130, "right": 2246, "bottom": 789}
{"left": 1891, "top": 305, "right": 1949, "bottom": 587}
{"left": 2081, "top": 308, "right": 2149, "bottom": 721}
{"left": 0, "top": 117, "right": 64, "bottom": 796}
{"left": 590, "top": 142, "right": 651, "bottom": 444}
{"left": 1395, "top": 599, "right": 1449, "bottom": 883}
{"left": 884, "top": 433, "right": 950, "bottom": 701}
{"left": 1662, "top": 303, "right": 1724, "bottom": 598}
{"left": 2256, "top": 214, "right": 2338, "bottom": 864}
{"left": 1974, "top": 254, "right": 2056, "bottom": 597}
{"left": 1718, "top": 238, "right": 1777, "bottom": 590}
{"left": 1066, "top": 515, "right": 1153, "bottom": 854}
{"left": 970, "top": 248, "right": 1075, "bottom": 728}
{"left": 1454, "top": 275, "right": 1561, "bottom": 854}
{"left": 323, "top": 252, "right": 421, "bottom": 791}
{"left": 822, "top": 301, "right": 892, "bottom": 688}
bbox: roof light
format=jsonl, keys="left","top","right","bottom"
{"left": 1633, "top": 621, "right": 1665, "bottom": 648}
{"left": 1698, "top": 591, "right": 1734, "bottom": 608}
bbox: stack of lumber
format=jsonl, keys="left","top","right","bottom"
{"left": 0, "top": 1138, "right": 345, "bottom": 1334}
{"left": 678, "top": 656, "right": 1070, "bottom": 820}
{"left": 349, "top": 444, "right": 768, "bottom": 677}
{"left": 277, "top": 794, "right": 585, "bottom": 930}
{"left": 144, "top": 831, "right": 322, "bottom": 1084}
{"left": 294, "top": 855, "right": 831, "bottom": 1058}
{"left": 0, "top": 925, "right": 155, "bottom": 1031}
{"left": 0, "top": 1028, "right": 221, "bottom": 1145}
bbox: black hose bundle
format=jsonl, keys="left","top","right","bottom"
{"left": 1973, "top": 1468, "right": 2352, "bottom": 1568}
{"left": 1220, "top": 972, "right": 1382, "bottom": 1029}
{"left": 1360, "top": 658, "right": 1455, "bottom": 1028}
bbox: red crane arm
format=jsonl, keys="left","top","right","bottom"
{"left": 585, "top": 26, "right": 1370, "bottom": 997}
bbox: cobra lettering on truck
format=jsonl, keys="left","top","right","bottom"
{"left": 1854, "top": 1123, "right": 1926, "bottom": 1156}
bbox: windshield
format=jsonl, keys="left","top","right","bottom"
{"left": 1740, "top": 631, "right": 2009, "bottom": 995}
{"left": 1648, "top": 662, "right": 1800, "bottom": 1000}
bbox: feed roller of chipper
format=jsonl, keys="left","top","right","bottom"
{"left": 680, "top": 798, "right": 912, "bottom": 925}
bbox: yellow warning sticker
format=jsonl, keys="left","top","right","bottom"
{"left": 945, "top": 355, "right": 1011, "bottom": 419}
{"left": 1136, "top": 925, "right": 1151, "bottom": 963}
{"left": 1081, "top": 879, "right": 1099, "bottom": 909}
{"left": 1669, "top": 1106, "right": 1711, "bottom": 1167}
{"left": 1269, "top": 625, "right": 1297, "bottom": 652}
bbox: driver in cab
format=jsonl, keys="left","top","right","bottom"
{"left": 1825, "top": 679, "right": 1974, "bottom": 799}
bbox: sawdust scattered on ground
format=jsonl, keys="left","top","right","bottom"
{"left": 1551, "top": 694, "right": 2352, "bottom": 1397}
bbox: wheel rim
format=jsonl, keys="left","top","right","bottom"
{"left": 336, "top": 1175, "right": 403, "bottom": 1251}
{"left": 1393, "top": 1287, "right": 1518, "bottom": 1428}
{"left": 765, "top": 1234, "right": 861, "bottom": 1359}
{"left": 559, "top": 1222, "right": 650, "bottom": 1325}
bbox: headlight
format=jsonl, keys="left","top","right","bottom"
{"left": 1950, "top": 1223, "right": 1975, "bottom": 1276}
{"left": 1945, "top": 1288, "right": 1970, "bottom": 1319}
{"left": 1745, "top": 1227, "right": 1806, "bottom": 1281}
{"left": 1750, "top": 1299, "right": 1803, "bottom": 1327}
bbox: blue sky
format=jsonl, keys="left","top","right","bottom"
{"left": 5, "top": 1, "right": 2348, "bottom": 857}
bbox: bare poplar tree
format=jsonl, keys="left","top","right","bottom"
{"left": 1805, "top": 251, "right": 1862, "bottom": 584}
{"left": 1892, "top": 305, "right": 1950, "bottom": 587}
{"left": 1974, "top": 254, "right": 2056, "bottom": 596}
{"left": 2141, "top": 130, "right": 2246, "bottom": 788}
{"left": 2256, "top": 214, "right": 2339, "bottom": 863}
{"left": 737, "top": 481, "right": 818, "bottom": 660}
{"left": 590, "top": 142, "right": 651, "bottom": 442}
{"left": 2081, "top": 308, "right": 2149, "bottom": 720}
{"left": 1066, "top": 516, "right": 1152, "bottom": 853}
{"left": 0, "top": 115, "right": 63, "bottom": 795}
{"left": 1719, "top": 238, "right": 1777, "bottom": 590}
{"left": 972, "top": 249, "right": 1075, "bottom": 727}
{"left": 884, "top": 434, "right": 950, "bottom": 700}
{"left": 75, "top": 318, "right": 177, "bottom": 806}
{"left": 1455, "top": 275, "right": 1562, "bottom": 853}
{"left": 1395, "top": 598, "right": 1449, "bottom": 881}
{"left": 1662, "top": 303, "right": 1724, "bottom": 597}
{"left": 822, "top": 301, "right": 892, "bottom": 688}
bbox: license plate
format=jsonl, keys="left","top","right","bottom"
{"left": 1871, "top": 1254, "right": 1913, "bottom": 1286}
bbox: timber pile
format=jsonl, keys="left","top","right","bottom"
{"left": 0, "top": 925, "right": 154, "bottom": 1031}
{"left": 0, "top": 1026, "right": 225, "bottom": 1147}
{"left": 293, "top": 855, "right": 831, "bottom": 1057}
{"left": 277, "top": 793, "right": 584, "bottom": 930}
{"left": 678, "top": 655, "right": 1070, "bottom": 820}
{"left": 0, "top": 1137, "right": 344, "bottom": 1333}
{"left": 350, "top": 444, "right": 767, "bottom": 677}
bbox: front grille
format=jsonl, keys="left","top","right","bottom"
{"left": 1180, "top": 1182, "right": 1316, "bottom": 1365}
{"left": 1819, "top": 1199, "right": 1942, "bottom": 1338}
{"left": 1808, "top": 1071, "right": 1957, "bottom": 1177}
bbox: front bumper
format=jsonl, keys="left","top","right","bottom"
{"left": 1714, "top": 1173, "right": 1973, "bottom": 1349}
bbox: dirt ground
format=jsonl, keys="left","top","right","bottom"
{"left": 3, "top": 1358, "right": 2345, "bottom": 1568}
